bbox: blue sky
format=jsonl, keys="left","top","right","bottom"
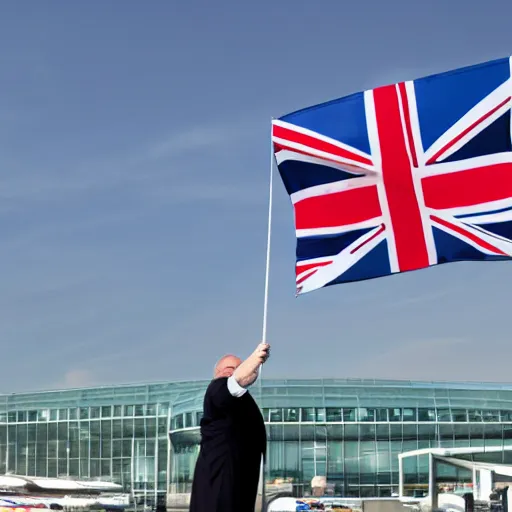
{"left": 2, "top": 1, "right": 512, "bottom": 392}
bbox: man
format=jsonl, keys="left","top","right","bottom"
{"left": 189, "top": 342, "right": 270, "bottom": 512}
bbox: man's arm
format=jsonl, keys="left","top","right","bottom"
{"left": 233, "top": 342, "right": 270, "bottom": 388}
{"left": 210, "top": 343, "right": 270, "bottom": 409}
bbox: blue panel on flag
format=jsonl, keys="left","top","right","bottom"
{"left": 325, "top": 239, "right": 391, "bottom": 286}
{"left": 432, "top": 227, "right": 507, "bottom": 263}
{"left": 443, "top": 111, "right": 512, "bottom": 162}
{"left": 280, "top": 92, "right": 371, "bottom": 155}
{"left": 414, "top": 58, "right": 510, "bottom": 151}
{"left": 297, "top": 228, "right": 374, "bottom": 261}
{"left": 477, "top": 220, "right": 512, "bottom": 240}
{"left": 278, "top": 159, "right": 363, "bottom": 196}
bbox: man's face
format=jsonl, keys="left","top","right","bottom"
{"left": 214, "top": 355, "right": 242, "bottom": 378}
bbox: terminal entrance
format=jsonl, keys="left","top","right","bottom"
{"left": 399, "top": 447, "right": 512, "bottom": 511}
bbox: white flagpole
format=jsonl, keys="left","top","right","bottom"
{"left": 258, "top": 119, "right": 275, "bottom": 512}
{"left": 261, "top": 119, "right": 274, "bottom": 345}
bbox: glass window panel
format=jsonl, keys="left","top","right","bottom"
{"left": 80, "top": 459, "right": 89, "bottom": 478}
{"left": 90, "top": 421, "right": 100, "bottom": 435}
{"left": 344, "top": 424, "right": 359, "bottom": 440}
{"left": 185, "top": 412, "right": 193, "bottom": 427}
{"left": 418, "top": 408, "right": 435, "bottom": 421}
{"left": 501, "top": 410, "right": 512, "bottom": 422}
{"left": 418, "top": 424, "right": 437, "bottom": 441}
{"left": 344, "top": 440, "right": 359, "bottom": 476}
{"left": 437, "top": 409, "right": 452, "bottom": 422}
{"left": 101, "top": 438, "right": 112, "bottom": 458}
{"left": 146, "top": 404, "right": 157, "bottom": 416}
{"left": 132, "top": 418, "right": 144, "bottom": 438}
{"left": 315, "top": 408, "right": 326, "bottom": 422}
{"left": 468, "top": 410, "right": 483, "bottom": 422}
{"left": 326, "top": 408, "right": 342, "bottom": 422}
{"left": 360, "top": 441, "right": 377, "bottom": 484}
{"left": 439, "top": 424, "right": 454, "bottom": 444}
{"left": 79, "top": 408, "right": 89, "bottom": 420}
{"left": 48, "top": 459, "right": 57, "bottom": 478}
{"left": 315, "top": 425, "right": 327, "bottom": 440}
{"left": 47, "top": 439, "right": 57, "bottom": 458}
{"left": 112, "top": 420, "right": 122, "bottom": 439}
{"left": 158, "top": 403, "right": 169, "bottom": 416}
{"left": 101, "top": 459, "right": 111, "bottom": 477}
{"left": 113, "top": 406, "right": 122, "bottom": 417}
{"left": 122, "top": 439, "right": 132, "bottom": 457}
{"left": 300, "top": 425, "right": 315, "bottom": 441}
{"left": 37, "top": 410, "right": 49, "bottom": 422}
{"left": 376, "top": 424, "right": 389, "bottom": 441}
{"left": 17, "top": 411, "right": 26, "bottom": 422}
{"left": 90, "top": 441, "right": 100, "bottom": 458}
{"left": 376, "top": 409, "right": 388, "bottom": 422}
{"left": 359, "top": 424, "right": 376, "bottom": 441}
{"left": 27, "top": 424, "right": 37, "bottom": 442}
{"left": 283, "top": 424, "right": 300, "bottom": 441}
{"left": 453, "top": 424, "right": 470, "bottom": 440}
{"left": 484, "top": 424, "right": 503, "bottom": 442}
{"left": 174, "top": 415, "right": 183, "bottom": 430}
{"left": 146, "top": 440, "right": 155, "bottom": 454}
{"left": 402, "top": 408, "right": 417, "bottom": 421}
{"left": 452, "top": 409, "right": 468, "bottom": 422}
{"left": 134, "top": 405, "right": 144, "bottom": 417}
{"left": 143, "top": 418, "right": 154, "bottom": 440}
{"left": 402, "top": 424, "right": 417, "bottom": 441}
{"left": 101, "top": 406, "right": 112, "bottom": 418}
{"left": 57, "top": 423, "right": 68, "bottom": 441}
{"left": 283, "top": 441, "right": 299, "bottom": 477}
{"left": 69, "top": 408, "right": 78, "bottom": 420}
{"left": 359, "top": 408, "right": 376, "bottom": 422}
{"left": 283, "top": 408, "right": 299, "bottom": 422}
{"left": 113, "top": 440, "right": 122, "bottom": 458}
{"left": 470, "top": 423, "right": 485, "bottom": 441}
{"left": 122, "top": 418, "right": 134, "bottom": 438}
{"left": 389, "top": 424, "right": 402, "bottom": 440}
{"left": 90, "top": 407, "right": 100, "bottom": 419}
{"left": 301, "top": 408, "right": 315, "bottom": 422}
{"left": 482, "top": 410, "right": 500, "bottom": 422}
{"left": 388, "top": 408, "right": 402, "bottom": 422}
{"left": 343, "top": 408, "right": 356, "bottom": 422}
{"left": 269, "top": 409, "right": 282, "bottom": 422}
{"left": 124, "top": 405, "right": 134, "bottom": 417}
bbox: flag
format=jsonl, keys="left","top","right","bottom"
{"left": 273, "top": 57, "right": 512, "bottom": 295}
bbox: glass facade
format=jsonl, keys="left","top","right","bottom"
{"left": 0, "top": 381, "right": 203, "bottom": 508}
{"left": 1, "top": 378, "right": 512, "bottom": 505}
{"left": 170, "top": 379, "right": 512, "bottom": 498}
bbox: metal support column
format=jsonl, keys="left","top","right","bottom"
{"left": 429, "top": 453, "right": 438, "bottom": 510}
{"left": 398, "top": 455, "right": 404, "bottom": 497}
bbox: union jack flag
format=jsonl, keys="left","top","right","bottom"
{"left": 273, "top": 57, "right": 512, "bottom": 295}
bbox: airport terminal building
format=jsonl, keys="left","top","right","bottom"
{"left": 0, "top": 378, "right": 512, "bottom": 507}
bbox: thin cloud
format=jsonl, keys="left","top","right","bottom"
{"left": 0, "top": 120, "right": 259, "bottom": 205}
{"left": 55, "top": 369, "right": 98, "bottom": 389}
{"left": 346, "top": 337, "right": 497, "bottom": 382}
{"left": 148, "top": 123, "right": 249, "bottom": 160}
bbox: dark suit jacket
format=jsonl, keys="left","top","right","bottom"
{"left": 189, "top": 377, "right": 267, "bottom": 512}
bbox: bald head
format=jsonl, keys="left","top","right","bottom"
{"left": 214, "top": 354, "right": 242, "bottom": 379}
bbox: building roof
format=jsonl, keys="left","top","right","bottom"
{"left": 2, "top": 378, "right": 512, "bottom": 414}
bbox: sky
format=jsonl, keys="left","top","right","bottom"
{"left": 2, "top": 1, "right": 512, "bottom": 392}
